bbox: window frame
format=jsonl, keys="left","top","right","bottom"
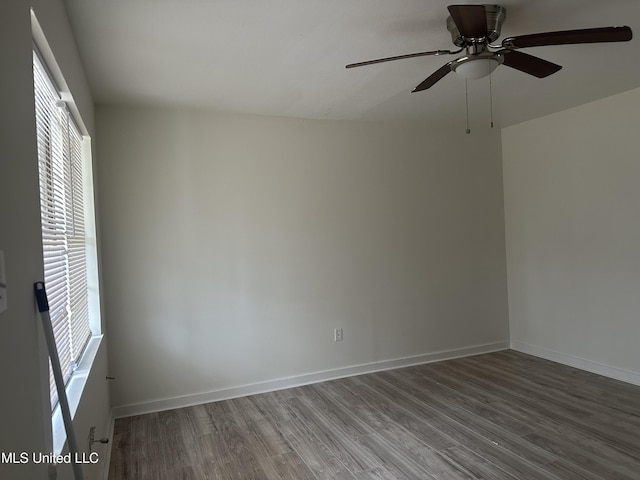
{"left": 31, "top": 10, "right": 103, "bottom": 455}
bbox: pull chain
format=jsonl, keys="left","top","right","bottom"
{"left": 465, "top": 79, "right": 470, "bottom": 134}
{"left": 489, "top": 69, "right": 494, "bottom": 128}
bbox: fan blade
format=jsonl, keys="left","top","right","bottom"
{"left": 412, "top": 63, "right": 453, "bottom": 92}
{"left": 447, "top": 5, "right": 487, "bottom": 39}
{"left": 345, "top": 49, "right": 458, "bottom": 68}
{"left": 500, "top": 50, "right": 562, "bottom": 78}
{"left": 503, "top": 26, "right": 632, "bottom": 49}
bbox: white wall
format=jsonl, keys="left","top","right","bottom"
{"left": 0, "top": 1, "right": 110, "bottom": 478}
{"left": 503, "top": 87, "right": 640, "bottom": 384}
{"left": 97, "top": 106, "right": 510, "bottom": 411}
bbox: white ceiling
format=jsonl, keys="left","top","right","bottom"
{"left": 63, "top": 0, "right": 640, "bottom": 128}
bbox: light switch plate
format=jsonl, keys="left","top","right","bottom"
{"left": 0, "top": 250, "right": 6, "bottom": 314}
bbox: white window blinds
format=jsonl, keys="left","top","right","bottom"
{"left": 33, "top": 51, "right": 92, "bottom": 411}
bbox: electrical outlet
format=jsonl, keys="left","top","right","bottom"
{"left": 88, "top": 426, "right": 95, "bottom": 451}
{"left": 334, "top": 328, "right": 343, "bottom": 342}
{"left": 88, "top": 425, "right": 109, "bottom": 452}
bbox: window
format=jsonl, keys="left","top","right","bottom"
{"left": 33, "top": 50, "right": 93, "bottom": 411}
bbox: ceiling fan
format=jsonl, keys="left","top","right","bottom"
{"left": 346, "top": 4, "right": 633, "bottom": 92}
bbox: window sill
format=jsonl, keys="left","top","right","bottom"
{"left": 52, "top": 334, "right": 103, "bottom": 454}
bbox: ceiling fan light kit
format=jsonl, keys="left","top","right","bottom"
{"left": 451, "top": 54, "right": 501, "bottom": 79}
{"left": 346, "top": 4, "right": 633, "bottom": 90}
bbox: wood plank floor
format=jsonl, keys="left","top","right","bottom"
{"left": 108, "top": 350, "right": 640, "bottom": 479}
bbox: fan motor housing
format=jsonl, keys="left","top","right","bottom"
{"left": 447, "top": 4, "right": 506, "bottom": 46}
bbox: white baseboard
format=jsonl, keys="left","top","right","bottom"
{"left": 510, "top": 340, "right": 640, "bottom": 387}
{"left": 112, "top": 341, "right": 509, "bottom": 418}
